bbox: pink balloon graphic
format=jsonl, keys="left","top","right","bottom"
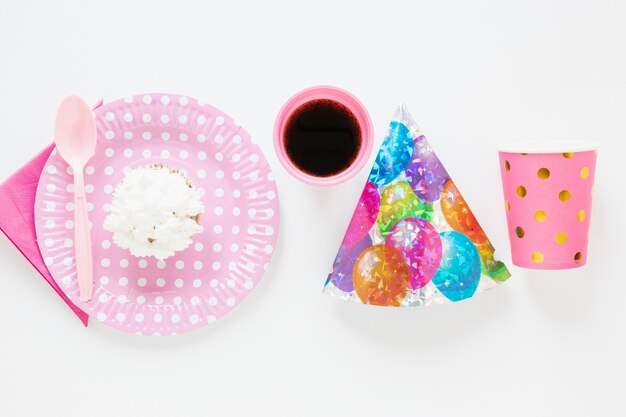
{"left": 386, "top": 218, "right": 442, "bottom": 290}
{"left": 342, "top": 180, "right": 380, "bottom": 246}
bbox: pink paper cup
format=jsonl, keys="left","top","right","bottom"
{"left": 273, "top": 86, "right": 373, "bottom": 186}
{"left": 497, "top": 141, "right": 598, "bottom": 269}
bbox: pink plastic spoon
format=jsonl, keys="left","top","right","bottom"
{"left": 54, "top": 96, "right": 96, "bottom": 301}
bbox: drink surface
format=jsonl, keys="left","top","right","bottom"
{"left": 284, "top": 98, "right": 362, "bottom": 178}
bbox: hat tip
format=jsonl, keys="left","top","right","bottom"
{"left": 393, "top": 102, "right": 420, "bottom": 133}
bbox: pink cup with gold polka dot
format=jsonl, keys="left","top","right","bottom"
{"left": 497, "top": 142, "right": 598, "bottom": 269}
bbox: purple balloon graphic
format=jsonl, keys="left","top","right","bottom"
{"left": 385, "top": 218, "right": 442, "bottom": 290}
{"left": 328, "top": 234, "right": 373, "bottom": 293}
{"left": 343, "top": 181, "right": 380, "bottom": 246}
{"left": 405, "top": 138, "right": 451, "bottom": 202}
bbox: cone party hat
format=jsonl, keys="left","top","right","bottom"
{"left": 324, "top": 104, "right": 511, "bottom": 306}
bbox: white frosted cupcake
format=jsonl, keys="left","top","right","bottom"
{"left": 103, "top": 164, "right": 205, "bottom": 260}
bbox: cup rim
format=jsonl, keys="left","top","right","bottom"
{"left": 496, "top": 141, "right": 599, "bottom": 154}
{"left": 273, "top": 85, "right": 373, "bottom": 186}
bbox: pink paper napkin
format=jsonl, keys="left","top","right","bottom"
{"left": 0, "top": 144, "right": 89, "bottom": 326}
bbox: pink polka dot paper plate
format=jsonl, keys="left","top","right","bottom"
{"left": 34, "top": 93, "right": 280, "bottom": 335}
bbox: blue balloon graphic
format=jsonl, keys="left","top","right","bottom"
{"left": 432, "top": 231, "right": 481, "bottom": 302}
{"left": 368, "top": 121, "right": 414, "bottom": 188}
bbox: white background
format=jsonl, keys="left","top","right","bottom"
{"left": 1, "top": 1, "right": 625, "bottom": 416}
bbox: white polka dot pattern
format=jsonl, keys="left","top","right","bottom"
{"left": 34, "top": 93, "right": 280, "bottom": 336}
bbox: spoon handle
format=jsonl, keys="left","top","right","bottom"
{"left": 72, "top": 163, "right": 93, "bottom": 301}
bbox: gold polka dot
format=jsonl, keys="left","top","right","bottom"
{"left": 555, "top": 232, "right": 568, "bottom": 245}
{"left": 515, "top": 227, "right": 524, "bottom": 238}
{"left": 580, "top": 166, "right": 590, "bottom": 179}
{"left": 504, "top": 160, "right": 510, "bottom": 172}
{"left": 558, "top": 190, "right": 571, "bottom": 202}
{"left": 562, "top": 152, "right": 574, "bottom": 158}
{"left": 532, "top": 252, "right": 544, "bottom": 264}
{"left": 534, "top": 210, "right": 547, "bottom": 222}
{"left": 537, "top": 168, "right": 550, "bottom": 180}
{"left": 574, "top": 252, "right": 583, "bottom": 262}
{"left": 505, "top": 201, "right": 511, "bottom": 211}
{"left": 577, "top": 210, "right": 586, "bottom": 222}
{"left": 520, "top": 153, "right": 528, "bottom": 156}
{"left": 516, "top": 186, "right": 527, "bottom": 198}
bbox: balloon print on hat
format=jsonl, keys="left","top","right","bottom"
{"left": 368, "top": 121, "right": 415, "bottom": 188}
{"left": 405, "top": 138, "right": 451, "bottom": 202}
{"left": 342, "top": 181, "right": 380, "bottom": 246}
{"left": 477, "top": 243, "right": 511, "bottom": 282}
{"left": 440, "top": 180, "right": 488, "bottom": 244}
{"left": 327, "top": 233, "right": 373, "bottom": 293}
{"left": 352, "top": 245, "right": 411, "bottom": 306}
{"left": 432, "top": 231, "right": 481, "bottom": 302}
{"left": 440, "top": 180, "right": 511, "bottom": 281}
{"left": 377, "top": 181, "right": 433, "bottom": 239}
{"left": 386, "top": 218, "right": 442, "bottom": 290}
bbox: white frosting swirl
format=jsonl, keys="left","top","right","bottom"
{"left": 103, "top": 165, "right": 205, "bottom": 260}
